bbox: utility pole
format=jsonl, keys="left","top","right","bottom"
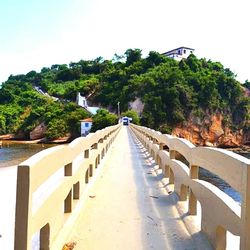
{"left": 117, "top": 102, "right": 120, "bottom": 122}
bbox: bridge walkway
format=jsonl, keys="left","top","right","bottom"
{"left": 66, "top": 127, "right": 212, "bottom": 250}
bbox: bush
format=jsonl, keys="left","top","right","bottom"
{"left": 121, "top": 110, "right": 140, "bottom": 125}
{"left": 45, "top": 119, "right": 69, "bottom": 140}
{"left": 91, "top": 109, "right": 118, "bottom": 132}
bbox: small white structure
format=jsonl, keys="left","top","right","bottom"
{"left": 162, "top": 47, "right": 195, "bottom": 61}
{"left": 120, "top": 116, "right": 132, "bottom": 126}
{"left": 80, "top": 118, "right": 93, "bottom": 136}
{"left": 76, "top": 93, "right": 99, "bottom": 115}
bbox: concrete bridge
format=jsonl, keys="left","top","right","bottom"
{"left": 1, "top": 124, "right": 250, "bottom": 250}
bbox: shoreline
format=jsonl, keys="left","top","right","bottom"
{"left": 0, "top": 139, "right": 44, "bottom": 144}
{"left": 0, "top": 136, "right": 70, "bottom": 145}
{"left": 225, "top": 146, "right": 250, "bottom": 156}
{"left": 0, "top": 138, "right": 249, "bottom": 156}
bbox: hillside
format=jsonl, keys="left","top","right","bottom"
{"left": 0, "top": 49, "right": 249, "bottom": 145}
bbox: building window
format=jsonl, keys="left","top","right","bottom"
{"left": 85, "top": 123, "right": 89, "bottom": 127}
{"left": 178, "top": 50, "right": 181, "bottom": 55}
{"left": 184, "top": 49, "right": 186, "bottom": 54}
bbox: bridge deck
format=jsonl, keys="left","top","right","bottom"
{"left": 0, "top": 127, "right": 213, "bottom": 249}
{"left": 66, "top": 127, "right": 212, "bottom": 250}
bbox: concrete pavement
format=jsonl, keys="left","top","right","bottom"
{"left": 0, "top": 127, "right": 213, "bottom": 250}
{"left": 66, "top": 127, "right": 212, "bottom": 250}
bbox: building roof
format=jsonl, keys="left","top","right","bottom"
{"left": 87, "top": 107, "right": 99, "bottom": 115}
{"left": 162, "top": 46, "right": 195, "bottom": 55}
{"left": 80, "top": 118, "right": 93, "bottom": 122}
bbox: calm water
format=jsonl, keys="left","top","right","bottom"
{"left": 199, "top": 152, "right": 250, "bottom": 203}
{"left": 0, "top": 141, "right": 56, "bottom": 168}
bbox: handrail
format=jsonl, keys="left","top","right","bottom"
{"left": 130, "top": 123, "right": 250, "bottom": 250}
{"left": 14, "top": 124, "right": 121, "bottom": 250}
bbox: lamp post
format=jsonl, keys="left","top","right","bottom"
{"left": 117, "top": 102, "right": 120, "bottom": 121}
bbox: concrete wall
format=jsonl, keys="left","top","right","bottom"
{"left": 130, "top": 124, "right": 250, "bottom": 250}
{"left": 76, "top": 92, "right": 87, "bottom": 108}
{"left": 14, "top": 124, "right": 121, "bottom": 250}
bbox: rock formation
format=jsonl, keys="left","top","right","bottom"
{"left": 30, "top": 122, "right": 47, "bottom": 140}
{"left": 172, "top": 113, "right": 249, "bottom": 147}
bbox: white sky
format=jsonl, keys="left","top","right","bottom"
{"left": 0, "top": 0, "right": 249, "bottom": 83}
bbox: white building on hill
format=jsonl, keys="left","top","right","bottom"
{"left": 162, "top": 47, "right": 194, "bottom": 61}
{"left": 76, "top": 93, "right": 99, "bottom": 115}
{"left": 80, "top": 118, "right": 93, "bottom": 136}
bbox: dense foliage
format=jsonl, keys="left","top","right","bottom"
{"left": 121, "top": 110, "right": 140, "bottom": 125}
{"left": 0, "top": 79, "right": 89, "bottom": 139}
{"left": 0, "top": 48, "right": 249, "bottom": 140}
{"left": 91, "top": 109, "right": 118, "bottom": 132}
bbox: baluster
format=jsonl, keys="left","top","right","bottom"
{"left": 64, "top": 189, "right": 72, "bottom": 213}
{"left": 64, "top": 163, "right": 72, "bottom": 176}
{"left": 14, "top": 166, "right": 31, "bottom": 250}
{"left": 189, "top": 165, "right": 199, "bottom": 215}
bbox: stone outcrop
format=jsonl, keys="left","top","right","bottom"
{"left": 172, "top": 113, "right": 248, "bottom": 147}
{"left": 30, "top": 122, "right": 47, "bottom": 140}
{"left": 129, "top": 98, "right": 144, "bottom": 116}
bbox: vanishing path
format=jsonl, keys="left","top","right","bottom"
{"left": 67, "top": 127, "right": 212, "bottom": 250}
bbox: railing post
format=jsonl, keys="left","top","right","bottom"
{"left": 73, "top": 182, "right": 80, "bottom": 199}
{"left": 158, "top": 143, "right": 164, "bottom": 169}
{"left": 84, "top": 149, "right": 89, "bottom": 159}
{"left": 84, "top": 149, "right": 90, "bottom": 183}
{"left": 64, "top": 163, "right": 72, "bottom": 176}
{"left": 64, "top": 189, "right": 72, "bottom": 213}
{"left": 104, "top": 135, "right": 108, "bottom": 153}
{"left": 189, "top": 165, "right": 199, "bottom": 215}
{"left": 64, "top": 162, "right": 73, "bottom": 212}
{"left": 169, "top": 150, "right": 175, "bottom": 184}
{"left": 240, "top": 164, "right": 250, "bottom": 250}
{"left": 180, "top": 184, "right": 188, "bottom": 201}
{"left": 40, "top": 223, "right": 50, "bottom": 250}
{"left": 89, "top": 164, "right": 93, "bottom": 177}
{"left": 95, "top": 157, "right": 98, "bottom": 169}
{"left": 14, "top": 165, "right": 31, "bottom": 250}
{"left": 216, "top": 226, "right": 226, "bottom": 250}
{"left": 170, "top": 150, "right": 175, "bottom": 159}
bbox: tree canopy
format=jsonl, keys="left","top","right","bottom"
{"left": 0, "top": 48, "right": 249, "bottom": 140}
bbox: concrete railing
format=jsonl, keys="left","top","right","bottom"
{"left": 130, "top": 124, "right": 250, "bottom": 250}
{"left": 14, "top": 124, "right": 121, "bottom": 250}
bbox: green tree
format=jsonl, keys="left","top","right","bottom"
{"left": 121, "top": 110, "right": 140, "bottom": 125}
{"left": 91, "top": 109, "right": 118, "bottom": 132}
{"left": 125, "top": 49, "right": 142, "bottom": 66}
{"left": 45, "top": 119, "right": 69, "bottom": 140}
{"left": 243, "top": 80, "right": 250, "bottom": 90}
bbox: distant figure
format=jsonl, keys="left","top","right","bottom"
{"left": 121, "top": 116, "right": 132, "bottom": 126}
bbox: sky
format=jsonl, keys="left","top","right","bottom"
{"left": 0, "top": 0, "right": 249, "bottom": 83}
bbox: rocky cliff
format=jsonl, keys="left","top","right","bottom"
{"left": 29, "top": 122, "right": 47, "bottom": 140}
{"left": 172, "top": 113, "right": 250, "bottom": 147}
